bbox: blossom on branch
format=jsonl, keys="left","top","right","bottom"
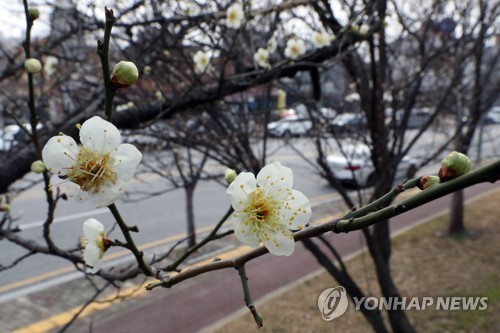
{"left": 43, "top": 56, "right": 58, "bottom": 76}
{"left": 254, "top": 48, "right": 270, "bottom": 69}
{"left": 358, "top": 24, "right": 370, "bottom": 36}
{"left": 227, "top": 162, "right": 312, "bottom": 256}
{"left": 284, "top": 38, "right": 306, "bottom": 60}
{"left": 42, "top": 116, "right": 142, "bottom": 207}
{"left": 81, "top": 218, "right": 111, "bottom": 273}
{"left": 193, "top": 50, "right": 210, "bottom": 73}
{"left": 312, "top": 31, "right": 332, "bottom": 48}
{"left": 267, "top": 37, "right": 277, "bottom": 54}
{"left": 225, "top": 2, "right": 244, "bottom": 29}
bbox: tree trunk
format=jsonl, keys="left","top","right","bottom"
{"left": 302, "top": 238, "right": 390, "bottom": 333}
{"left": 369, "top": 223, "right": 417, "bottom": 333}
{"left": 185, "top": 185, "right": 196, "bottom": 248}
{"left": 448, "top": 190, "right": 465, "bottom": 234}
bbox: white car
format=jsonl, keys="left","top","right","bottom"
{"left": 326, "top": 143, "right": 417, "bottom": 187}
{"left": 267, "top": 117, "right": 312, "bottom": 137}
{"left": 0, "top": 123, "right": 43, "bottom": 151}
{"left": 484, "top": 106, "right": 500, "bottom": 124}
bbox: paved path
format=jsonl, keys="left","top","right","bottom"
{"left": 7, "top": 182, "right": 499, "bottom": 333}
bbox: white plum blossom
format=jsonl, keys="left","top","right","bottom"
{"left": 227, "top": 162, "right": 312, "bottom": 256}
{"left": 254, "top": 48, "right": 270, "bottom": 69}
{"left": 193, "top": 50, "right": 210, "bottom": 74}
{"left": 359, "top": 24, "right": 370, "bottom": 36}
{"left": 313, "top": 31, "right": 332, "bottom": 49}
{"left": 266, "top": 37, "right": 277, "bottom": 54}
{"left": 81, "top": 218, "right": 110, "bottom": 273}
{"left": 43, "top": 56, "right": 58, "bottom": 76}
{"left": 225, "top": 2, "right": 244, "bottom": 29}
{"left": 284, "top": 38, "right": 306, "bottom": 60}
{"left": 42, "top": 116, "right": 142, "bottom": 207}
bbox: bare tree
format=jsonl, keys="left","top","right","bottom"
{"left": 0, "top": 1, "right": 498, "bottom": 332}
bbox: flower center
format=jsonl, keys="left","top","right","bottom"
{"left": 229, "top": 11, "right": 238, "bottom": 21}
{"left": 68, "top": 147, "right": 116, "bottom": 193}
{"left": 255, "top": 201, "right": 270, "bottom": 221}
{"left": 244, "top": 187, "right": 279, "bottom": 229}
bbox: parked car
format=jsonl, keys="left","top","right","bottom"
{"left": 326, "top": 143, "right": 417, "bottom": 187}
{"left": 0, "top": 123, "right": 42, "bottom": 151}
{"left": 329, "top": 112, "right": 367, "bottom": 135}
{"left": 394, "top": 108, "right": 433, "bottom": 129}
{"left": 484, "top": 106, "right": 500, "bottom": 124}
{"left": 267, "top": 116, "right": 312, "bottom": 137}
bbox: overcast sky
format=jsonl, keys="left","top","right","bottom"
{"left": 0, "top": 1, "right": 53, "bottom": 41}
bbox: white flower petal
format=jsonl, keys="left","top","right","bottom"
{"left": 262, "top": 226, "right": 295, "bottom": 256}
{"left": 256, "top": 161, "right": 293, "bottom": 190}
{"left": 80, "top": 116, "right": 121, "bottom": 154}
{"left": 42, "top": 135, "right": 78, "bottom": 176}
{"left": 87, "top": 181, "right": 126, "bottom": 207}
{"left": 281, "top": 189, "right": 312, "bottom": 229}
{"left": 226, "top": 3, "right": 244, "bottom": 29}
{"left": 233, "top": 214, "right": 261, "bottom": 248}
{"left": 84, "top": 244, "right": 103, "bottom": 273}
{"left": 227, "top": 172, "right": 256, "bottom": 211}
{"left": 83, "top": 218, "right": 104, "bottom": 240}
{"left": 111, "top": 144, "right": 142, "bottom": 183}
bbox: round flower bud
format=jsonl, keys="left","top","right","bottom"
{"left": 143, "top": 66, "right": 151, "bottom": 75}
{"left": 225, "top": 168, "right": 237, "bottom": 185}
{"left": 417, "top": 175, "right": 440, "bottom": 190}
{"left": 155, "top": 90, "right": 164, "bottom": 101}
{"left": 24, "top": 58, "right": 42, "bottom": 74}
{"left": 0, "top": 203, "right": 10, "bottom": 213}
{"left": 438, "top": 151, "right": 472, "bottom": 182}
{"left": 358, "top": 24, "right": 370, "bottom": 36}
{"left": 110, "top": 61, "right": 139, "bottom": 88}
{"left": 28, "top": 7, "right": 40, "bottom": 21}
{"left": 31, "top": 160, "right": 46, "bottom": 174}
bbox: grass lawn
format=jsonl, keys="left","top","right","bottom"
{"left": 214, "top": 190, "right": 500, "bottom": 333}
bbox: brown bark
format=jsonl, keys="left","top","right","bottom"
{"left": 448, "top": 190, "right": 465, "bottom": 234}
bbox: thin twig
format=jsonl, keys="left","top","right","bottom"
{"left": 108, "top": 203, "right": 153, "bottom": 276}
{"left": 166, "top": 206, "right": 234, "bottom": 271}
{"left": 96, "top": 7, "right": 116, "bottom": 121}
{"left": 237, "top": 265, "right": 264, "bottom": 328}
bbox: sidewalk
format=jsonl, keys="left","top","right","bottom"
{"left": 6, "top": 182, "right": 499, "bottom": 333}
